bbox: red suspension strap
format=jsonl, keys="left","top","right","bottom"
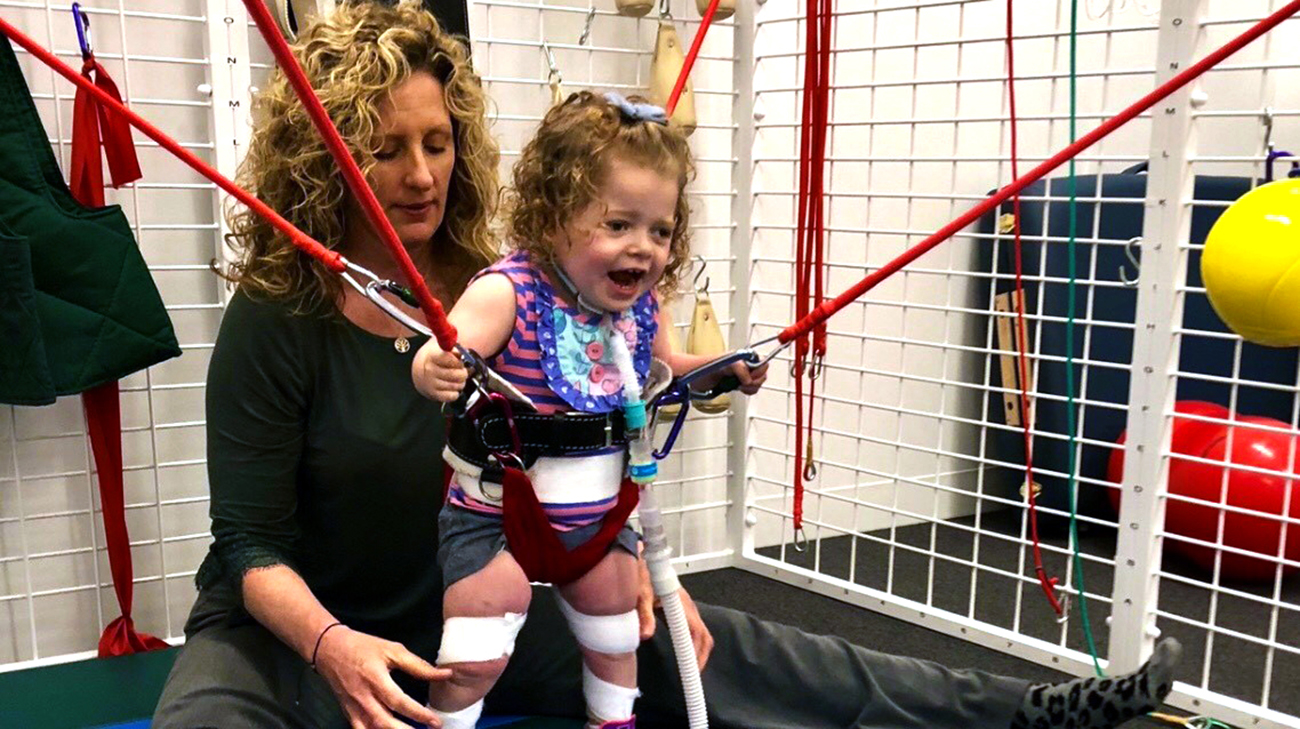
{"left": 1005, "top": 0, "right": 1062, "bottom": 617}
{"left": 792, "top": 0, "right": 833, "bottom": 539}
{"left": 240, "top": 0, "right": 457, "bottom": 351}
{"left": 777, "top": 0, "right": 1300, "bottom": 345}
{"left": 0, "top": 17, "right": 344, "bottom": 274}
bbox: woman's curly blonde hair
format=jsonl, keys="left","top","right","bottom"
{"left": 504, "top": 90, "right": 695, "bottom": 294}
{"left": 223, "top": 0, "right": 498, "bottom": 311}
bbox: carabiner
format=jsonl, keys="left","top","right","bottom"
{"left": 808, "top": 352, "right": 824, "bottom": 381}
{"left": 71, "top": 3, "right": 92, "bottom": 60}
{"left": 1055, "top": 593, "right": 1072, "bottom": 625}
{"left": 653, "top": 395, "right": 691, "bottom": 459}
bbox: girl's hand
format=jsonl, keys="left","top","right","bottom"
{"left": 312, "top": 625, "right": 451, "bottom": 729}
{"left": 728, "top": 360, "right": 768, "bottom": 395}
{"left": 412, "top": 340, "right": 469, "bottom": 402}
{"left": 689, "top": 360, "right": 770, "bottom": 397}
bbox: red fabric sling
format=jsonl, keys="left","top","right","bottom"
{"left": 69, "top": 54, "right": 165, "bottom": 656}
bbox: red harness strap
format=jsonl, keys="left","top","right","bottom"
{"left": 444, "top": 463, "right": 639, "bottom": 586}
{"left": 500, "top": 467, "right": 640, "bottom": 586}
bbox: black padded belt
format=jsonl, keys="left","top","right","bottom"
{"left": 447, "top": 409, "right": 629, "bottom": 468}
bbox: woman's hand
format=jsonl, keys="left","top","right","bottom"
{"left": 412, "top": 340, "right": 468, "bottom": 403}
{"left": 313, "top": 625, "right": 452, "bottom": 729}
{"left": 635, "top": 555, "right": 715, "bottom": 672}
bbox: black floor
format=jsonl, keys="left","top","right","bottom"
{"left": 682, "top": 507, "right": 1300, "bottom": 728}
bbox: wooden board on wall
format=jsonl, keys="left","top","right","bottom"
{"left": 993, "top": 291, "right": 1032, "bottom": 428}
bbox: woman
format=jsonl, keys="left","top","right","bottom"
{"left": 153, "top": 3, "right": 1179, "bottom": 728}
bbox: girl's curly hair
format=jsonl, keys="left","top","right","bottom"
{"left": 504, "top": 90, "right": 695, "bottom": 294}
{"left": 223, "top": 0, "right": 499, "bottom": 311}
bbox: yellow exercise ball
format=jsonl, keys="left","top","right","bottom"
{"left": 1201, "top": 178, "right": 1300, "bottom": 348}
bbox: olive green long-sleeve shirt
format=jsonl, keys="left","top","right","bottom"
{"left": 196, "top": 290, "right": 446, "bottom": 652}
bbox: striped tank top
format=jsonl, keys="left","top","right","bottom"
{"left": 446, "top": 250, "right": 658, "bottom": 528}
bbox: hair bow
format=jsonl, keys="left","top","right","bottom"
{"left": 604, "top": 92, "right": 668, "bottom": 126}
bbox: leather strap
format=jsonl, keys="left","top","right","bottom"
{"left": 448, "top": 409, "right": 628, "bottom": 468}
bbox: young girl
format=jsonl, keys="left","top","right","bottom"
{"left": 411, "top": 91, "right": 767, "bottom": 729}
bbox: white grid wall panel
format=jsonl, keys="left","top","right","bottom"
{"left": 0, "top": 0, "right": 219, "bottom": 667}
{"left": 1157, "top": 0, "right": 1300, "bottom": 718}
{"left": 740, "top": 0, "right": 1300, "bottom": 726}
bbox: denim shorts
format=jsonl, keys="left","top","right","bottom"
{"left": 437, "top": 502, "right": 640, "bottom": 589}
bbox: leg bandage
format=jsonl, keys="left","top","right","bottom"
{"left": 556, "top": 596, "right": 640, "bottom": 655}
{"left": 436, "top": 611, "right": 527, "bottom": 664}
{"left": 430, "top": 699, "right": 483, "bottom": 729}
{"left": 583, "top": 664, "right": 639, "bottom": 725}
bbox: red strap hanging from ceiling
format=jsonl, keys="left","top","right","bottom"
{"left": 792, "top": 0, "right": 833, "bottom": 538}
{"left": 68, "top": 40, "right": 169, "bottom": 657}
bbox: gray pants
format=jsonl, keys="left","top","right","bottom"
{"left": 153, "top": 585, "right": 1028, "bottom": 729}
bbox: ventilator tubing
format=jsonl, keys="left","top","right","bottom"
{"left": 638, "top": 484, "right": 707, "bottom": 728}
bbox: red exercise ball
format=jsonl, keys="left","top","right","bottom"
{"left": 1167, "top": 415, "right": 1300, "bottom": 580}
{"left": 1107, "top": 403, "right": 1300, "bottom": 581}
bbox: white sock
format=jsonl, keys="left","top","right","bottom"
{"left": 430, "top": 699, "right": 483, "bottom": 729}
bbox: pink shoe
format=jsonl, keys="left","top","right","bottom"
{"left": 597, "top": 719, "right": 635, "bottom": 729}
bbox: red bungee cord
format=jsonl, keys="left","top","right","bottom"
{"left": 666, "top": 0, "right": 721, "bottom": 118}
{"left": 776, "top": 0, "right": 1300, "bottom": 346}
{"left": 792, "top": 0, "right": 833, "bottom": 540}
{"left": 1005, "top": 0, "right": 1063, "bottom": 617}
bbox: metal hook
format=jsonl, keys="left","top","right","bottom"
{"left": 1263, "top": 106, "right": 1275, "bottom": 158}
{"left": 1118, "top": 236, "right": 1141, "bottom": 287}
{"left": 542, "top": 42, "right": 562, "bottom": 81}
{"left": 659, "top": 0, "right": 672, "bottom": 19}
{"left": 792, "top": 527, "right": 808, "bottom": 552}
{"left": 578, "top": 6, "right": 596, "bottom": 46}
{"left": 807, "top": 353, "right": 824, "bottom": 381}
{"left": 692, "top": 255, "right": 710, "bottom": 294}
{"left": 71, "top": 2, "right": 92, "bottom": 59}
{"left": 1055, "top": 593, "right": 1072, "bottom": 624}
